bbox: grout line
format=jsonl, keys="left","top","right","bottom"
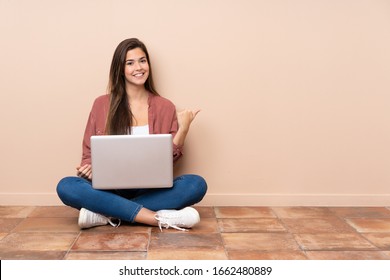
{"left": 210, "top": 206, "right": 229, "bottom": 259}
{"left": 145, "top": 227, "right": 152, "bottom": 259}
{"left": 63, "top": 231, "right": 82, "bottom": 260}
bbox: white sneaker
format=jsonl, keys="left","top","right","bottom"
{"left": 78, "top": 208, "right": 121, "bottom": 229}
{"left": 155, "top": 207, "right": 200, "bottom": 231}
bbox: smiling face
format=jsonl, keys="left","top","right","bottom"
{"left": 124, "top": 47, "right": 150, "bottom": 89}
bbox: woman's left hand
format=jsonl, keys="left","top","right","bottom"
{"left": 177, "top": 109, "right": 200, "bottom": 132}
{"left": 173, "top": 109, "right": 200, "bottom": 147}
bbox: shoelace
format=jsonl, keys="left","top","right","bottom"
{"left": 155, "top": 215, "right": 188, "bottom": 232}
{"left": 107, "top": 218, "right": 121, "bottom": 228}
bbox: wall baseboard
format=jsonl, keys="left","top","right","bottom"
{"left": 198, "top": 193, "right": 390, "bottom": 206}
{"left": 1, "top": 193, "right": 390, "bottom": 206}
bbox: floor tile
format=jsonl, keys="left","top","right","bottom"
{"left": 0, "top": 232, "right": 78, "bottom": 251}
{"left": 149, "top": 232, "right": 223, "bottom": 250}
{"left": 227, "top": 250, "right": 307, "bottom": 260}
{"left": 0, "top": 206, "right": 35, "bottom": 218}
{"left": 222, "top": 233, "right": 300, "bottom": 251}
{"left": 381, "top": 251, "right": 390, "bottom": 258}
{"left": 12, "top": 217, "right": 80, "bottom": 233}
{"left": 151, "top": 218, "right": 219, "bottom": 233}
{"left": 29, "top": 206, "right": 79, "bottom": 218}
{"left": 281, "top": 217, "right": 355, "bottom": 233}
{"left": 218, "top": 218, "right": 286, "bottom": 233}
{"left": 84, "top": 223, "right": 151, "bottom": 233}
{"left": 329, "top": 207, "right": 390, "bottom": 218}
{"left": 362, "top": 233, "right": 390, "bottom": 249}
{"left": 147, "top": 248, "right": 227, "bottom": 260}
{"left": 65, "top": 251, "right": 147, "bottom": 260}
{"left": 71, "top": 232, "right": 149, "bottom": 251}
{"left": 0, "top": 218, "right": 23, "bottom": 232}
{"left": 215, "top": 207, "right": 276, "bottom": 218}
{"left": 272, "top": 207, "right": 334, "bottom": 219}
{"left": 346, "top": 218, "right": 390, "bottom": 233}
{"left": 193, "top": 218, "right": 219, "bottom": 233}
{"left": 0, "top": 250, "right": 67, "bottom": 260}
{"left": 0, "top": 233, "right": 8, "bottom": 240}
{"left": 305, "top": 251, "right": 390, "bottom": 260}
{"left": 196, "top": 206, "right": 216, "bottom": 218}
{"left": 293, "top": 233, "right": 376, "bottom": 250}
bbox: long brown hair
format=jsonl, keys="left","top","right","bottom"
{"left": 105, "top": 38, "right": 159, "bottom": 135}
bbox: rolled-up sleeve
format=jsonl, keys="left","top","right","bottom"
{"left": 80, "top": 110, "right": 95, "bottom": 166}
{"left": 80, "top": 95, "right": 109, "bottom": 166}
{"left": 149, "top": 94, "right": 184, "bottom": 163}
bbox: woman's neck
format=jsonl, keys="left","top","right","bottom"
{"left": 126, "top": 85, "right": 149, "bottom": 101}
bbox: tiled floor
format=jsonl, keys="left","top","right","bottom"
{"left": 1, "top": 206, "right": 390, "bottom": 260}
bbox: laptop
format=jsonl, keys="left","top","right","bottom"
{"left": 91, "top": 134, "right": 173, "bottom": 189}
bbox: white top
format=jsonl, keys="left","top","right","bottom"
{"left": 131, "top": 125, "right": 149, "bottom": 135}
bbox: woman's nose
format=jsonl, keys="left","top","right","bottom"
{"left": 134, "top": 61, "right": 142, "bottom": 70}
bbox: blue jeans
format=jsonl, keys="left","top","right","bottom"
{"left": 56, "top": 174, "right": 207, "bottom": 222}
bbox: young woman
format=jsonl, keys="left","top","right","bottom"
{"left": 57, "top": 38, "right": 207, "bottom": 231}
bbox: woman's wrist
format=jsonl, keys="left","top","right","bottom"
{"left": 173, "top": 127, "right": 188, "bottom": 146}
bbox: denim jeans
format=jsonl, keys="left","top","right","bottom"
{"left": 56, "top": 174, "right": 207, "bottom": 222}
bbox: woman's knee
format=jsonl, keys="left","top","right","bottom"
{"left": 182, "top": 174, "right": 208, "bottom": 198}
{"left": 56, "top": 176, "right": 85, "bottom": 207}
{"left": 57, "top": 177, "right": 70, "bottom": 196}
{"left": 195, "top": 175, "right": 208, "bottom": 196}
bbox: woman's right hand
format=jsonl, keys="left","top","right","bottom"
{"left": 76, "top": 164, "right": 92, "bottom": 180}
